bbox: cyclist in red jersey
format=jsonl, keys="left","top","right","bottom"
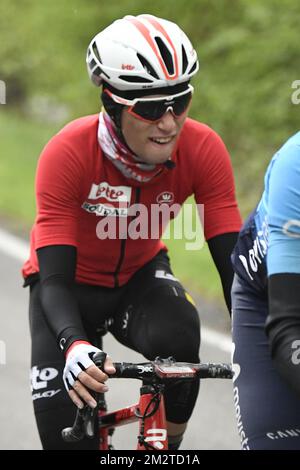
{"left": 23, "top": 14, "right": 242, "bottom": 449}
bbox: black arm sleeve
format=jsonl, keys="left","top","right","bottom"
{"left": 265, "top": 273, "right": 300, "bottom": 396}
{"left": 37, "top": 245, "right": 89, "bottom": 353}
{"left": 207, "top": 232, "right": 239, "bottom": 314}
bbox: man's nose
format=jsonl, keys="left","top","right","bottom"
{"left": 156, "top": 109, "right": 177, "bottom": 131}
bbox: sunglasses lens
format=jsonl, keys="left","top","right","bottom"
{"left": 131, "top": 92, "right": 192, "bottom": 121}
{"left": 172, "top": 93, "right": 192, "bottom": 116}
{"left": 131, "top": 101, "right": 166, "bottom": 121}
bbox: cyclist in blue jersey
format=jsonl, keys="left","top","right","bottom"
{"left": 231, "top": 131, "right": 300, "bottom": 449}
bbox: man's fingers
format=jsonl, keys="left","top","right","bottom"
{"left": 78, "top": 369, "right": 109, "bottom": 393}
{"left": 85, "top": 364, "right": 108, "bottom": 382}
{"left": 104, "top": 356, "right": 116, "bottom": 374}
{"left": 68, "top": 389, "right": 84, "bottom": 409}
{"left": 72, "top": 380, "right": 104, "bottom": 408}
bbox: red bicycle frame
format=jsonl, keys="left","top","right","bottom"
{"left": 98, "top": 384, "right": 168, "bottom": 450}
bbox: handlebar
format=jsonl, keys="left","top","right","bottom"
{"left": 61, "top": 355, "right": 233, "bottom": 443}
{"left": 110, "top": 358, "right": 233, "bottom": 380}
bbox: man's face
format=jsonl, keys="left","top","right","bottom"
{"left": 121, "top": 105, "right": 189, "bottom": 165}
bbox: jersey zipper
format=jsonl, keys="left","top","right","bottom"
{"left": 113, "top": 187, "right": 141, "bottom": 287}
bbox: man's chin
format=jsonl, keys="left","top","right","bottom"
{"left": 142, "top": 148, "right": 173, "bottom": 165}
{"left": 144, "top": 155, "right": 171, "bottom": 165}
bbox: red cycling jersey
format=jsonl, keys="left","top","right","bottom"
{"left": 22, "top": 114, "right": 242, "bottom": 287}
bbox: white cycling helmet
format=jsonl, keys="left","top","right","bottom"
{"left": 86, "top": 14, "right": 199, "bottom": 91}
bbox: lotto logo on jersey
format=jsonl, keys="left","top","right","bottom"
{"left": 88, "top": 182, "right": 132, "bottom": 203}
{"left": 84, "top": 182, "right": 131, "bottom": 218}
{"left": 31, "top": 365, "right": 62, "bottom": 401}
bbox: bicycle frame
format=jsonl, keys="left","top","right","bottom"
{"left": 94, "top": 328, "right": 167, "bottom": 450}
{"left": 98, "top": 384, "right": 168, "bottom": 450}
{"left": 93, "top": 327, "right": 166, "bottom": 449}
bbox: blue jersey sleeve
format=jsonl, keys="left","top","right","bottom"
{"left": 267, "top": 140, "right": 300, "bottom": 275}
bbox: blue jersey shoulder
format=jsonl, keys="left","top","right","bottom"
{"left": 232, "top": 132, "right": 300, "bottom": 286}
{"left": 257, "top": 131, "right": 300, "bottom": 275}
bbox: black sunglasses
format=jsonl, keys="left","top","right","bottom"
{"left": 105, "top": 85, "right": 194, "bottom": 123}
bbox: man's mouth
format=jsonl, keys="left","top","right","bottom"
{"left": 149, "top": 136, "right": 174, "bottom": 145}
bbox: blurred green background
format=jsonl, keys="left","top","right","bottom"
{"left": 0, "top": 0, "right": 299, "bottom": 301}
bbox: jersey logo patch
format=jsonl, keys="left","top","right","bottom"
{"left": 156, "top": 191, "right": 174, "bottom": 205}
{"left": 88, "top": 182, "right": 132, "bottom": 203}
{"left": 84, "top": 182, "right": 132, "bottom": 217}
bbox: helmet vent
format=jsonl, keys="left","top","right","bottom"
{"left": 188, "top": 61, "right": 197, "bottom": 75}
{"left": 90, "top": 58, "right": 97, "bottom": 69}
{"left": 119, "top": 75, "right": 153, "bottom": 83}
{"left": 137, "top": 53, "right": 159, "bottom": 79}
{"left": 181, "top": 45, "right": 188, "bottom": 74}
{"left": 92, "top": 41, "right": 102, "bottom": 63}
{"left": 154, "top": 37, "right": 174, "bottom": 75}
{"left": 94, "top": 65, "right": 110, "bottom": 80}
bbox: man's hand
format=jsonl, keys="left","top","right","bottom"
{"left": 63, "top": 341, "right": 116, "bottom": 409}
